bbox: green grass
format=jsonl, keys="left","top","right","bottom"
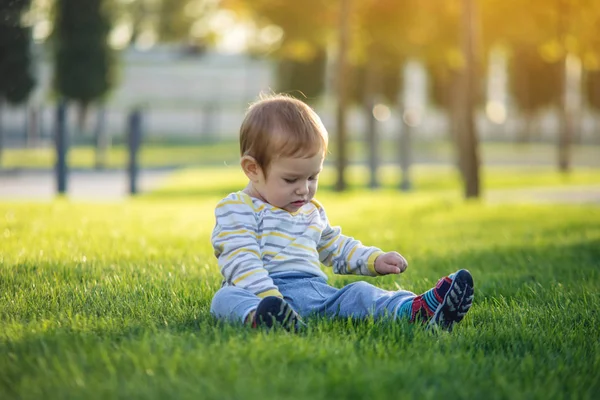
{"left": 148, "top": 164, "right": 600, "bottom": 198}
{"left": 3, "top": 141, "right": 600, "bottom": 169}
{"left": 1, "top": 174, "right": 600, "bottom": 399}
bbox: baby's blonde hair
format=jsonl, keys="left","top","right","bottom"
{"left": 240, "top": 94, "right": 328, "bottom": 174}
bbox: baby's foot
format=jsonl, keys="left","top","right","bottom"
{"left": 252, "top": 296, "right": 301, "bottom": 331}
{"left": 428, "top": 269, "right": 474, "bottom": 331}
{"left": 399, "top": 269, "right": 474, "bottom": 331}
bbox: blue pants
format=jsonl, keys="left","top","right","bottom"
{"left": 210, "top": 272, "right": 416, "bottom": 323}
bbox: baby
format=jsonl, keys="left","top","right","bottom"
{"left": 210, "top": 94, "right": 474, "bottom": 331}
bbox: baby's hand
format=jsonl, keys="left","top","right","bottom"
{"left": 374, "top": 251, "right": 408, "bottom": 275}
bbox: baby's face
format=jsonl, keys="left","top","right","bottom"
{"left": 258, "top": 153, "right": 324, "bottom": 213}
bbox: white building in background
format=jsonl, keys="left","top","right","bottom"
{"left": 4, "top": 47, "right": 275, "bottom": 143}
{"left": 4, "top": 45, "right": 597, "bottom": 145}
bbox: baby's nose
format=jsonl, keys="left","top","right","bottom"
{"left": 296, "top": 181, "right": 309, "bottom": 194}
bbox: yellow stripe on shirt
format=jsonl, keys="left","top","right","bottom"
{"left": 216, "top": 200, "right": 245, "bottom": 209}
{"left": 268, "top": 231, "right": 295, "bottom": 241}
{"left": 233, "top": 269, "right": 262, "bottom": 284}
{"left": 345, "top": 245, "right": 358, "bottom": 263}
{"left": 217, "top": 229, "right": 257, "bottom": 238}
{"left": 318, "top": 235, "right": 339, "bottom": 252}
{"left": 226, "top": 247, "right": 260, "bottom": 260}
{"left": 290, "top": 242, "right": 316, "bottom": 252}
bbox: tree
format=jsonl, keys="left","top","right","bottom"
{"left": 509, "top": 45, "right": 562, "bottom": 142}
{"left": 53, "top": 0, "right": 114, "bottom": 130}
{"left": 276, "top": 49, "right": 327, "bottom": 100}
{"left": 0, "top": 0, "right": 35, "bottom": 166}
{"left": 53, "top": 0, "right": 115, "bottom": 168}
{"left": 482, "top": 0, "right": 600, "bottom": 172}
{"left": 585, "top": 69, "right": 600, "bottom": 143}
{"left": 458, "top": 0, "right": 480, "bottom": 198}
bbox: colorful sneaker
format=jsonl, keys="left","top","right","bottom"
{"left": 252, "top": 296, "right": 301, "bottom": 332}
{"left": 428, "top": 269, "right": 474, "bottom": 331}
{"left": 398, "top": 269, "right": 474, "bottom": 331}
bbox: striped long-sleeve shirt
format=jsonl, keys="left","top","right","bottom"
{"left": 211, "top": 191, "right": 384, "bottom": 298}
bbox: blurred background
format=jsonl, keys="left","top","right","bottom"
{"left": 0, "top": 0, "right": 599, "bottom": 200}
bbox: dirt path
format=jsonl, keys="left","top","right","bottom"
{"left": 485, "top": 185, "right": 600, "bottom": 205}
{"left": 0, "top": 169, "right": 172, "bottom": 201}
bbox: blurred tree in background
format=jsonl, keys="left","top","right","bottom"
{"left": 0, "top": 0, "right": 35, "bottom": 165}
{"left": 586, "top": 70, "right": 600, "bottom": 113}
{"left": 586, "top": 69, "right": 600, "bottom": 142}
{"left": 222, "top": 0, "right": 334, "bottom": 101}
{"left": 53, "top": 0, "right": 115, "bottom": 168}
{"left": 53, "top": 0, "right": 115, "bottom": 131}
{"left": 509, "top": 45, "right": 562, "bottom": 142}
{"left": 482, "top": 0, "right": 600, "bottom": 171}
{"left": 275, "top": 49, "right": 327, "bottom": 100}
{"left": 4, "top": 0, "right": 600, "bottom": 191}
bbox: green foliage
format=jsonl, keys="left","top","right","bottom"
{"left": 585, "top": 69, "right": 600, "bottom": 111}
{"left": 425, "top": 62, "right": 452, "bottom": 110}
{"left": 509, "top": 45, "right": 563, "bottom": 113}
{"left": 0, "top": 0, "right": 35, "bottom": 105}
{"left": 0, "top": 189, "right": 599, "bottom": 399}
{"left": 157, "top": 0, "right": 192, "bottom": 43}
{"left": 53, "top": 0, "right": 114, "bottom": 105}
{"left": 275, "top": 49, "right": 327, "bottom": 102}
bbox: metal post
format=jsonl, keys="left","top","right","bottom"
{"left": 399, "top": 120, "right": 412, "bottom": 191}
{"left": 128, "top": 108, "right": 142, "bottom": 195}
{"left": 55, "top": 100, "right": 68, "bottom": 195}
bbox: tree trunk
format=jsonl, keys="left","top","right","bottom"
{"left": 593, "top": 113, "right": 600, "bottom": 145}
{"left": 27, "top": 104, "right": 39, "bottom": 147}
{"left": 446, "top": 70, "right": 463, "bottom": 175}
{"left": 521, "top": 112, "right": 534, "bottom": 144}
{"left": 94, "top": 105, "right": 109, "bottom": 169}
{"left": 459, "top": 0, "right": 481, "bottom": 198}
{"left": 77, "top": 101, "right": 89, "bottom": 136}
{"left": 558, "top": 56, "right": 572, "bottom": 172}
{"left": 398, "top": 106, "right": 412, "bottom": 191}
{"left": 335, "top": 0, "right": 351, "bottom": 192}
{"left": 0, "top": 98, "right": 4, "bottom": 167}
{"left": 56, "top": 100, "right": 69, "bottom": 195}
{"left": 364, "top": 52, "right": 379, "bottom": 189}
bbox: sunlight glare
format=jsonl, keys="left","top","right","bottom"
{"left": 136, "top": 30, "right": 157, "bottom": 51}
{"left": 109, "top": 23, "right": 132, "bottom": 50}
{"left": 403, "top": 108, "right": 422, "bottom": 127}
{"left": 33, "top": 20, "right": 51, "bottom": 42}
{"left": 486, "top": 101, "right": 506, "bottom": 124}
{"left": 373, "top": 104, "right": 391, "bottom": 122}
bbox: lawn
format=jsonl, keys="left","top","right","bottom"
{"left": 2, "top": 141, "right": 600, "bottom": 169}
{"left": 1, "top": 172, "right": 599, "bottom": 399}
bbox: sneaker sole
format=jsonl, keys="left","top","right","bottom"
{"left": 428, "top": 269, "right": 474, "bottom": 331}
{"left": 255, "top": 296, "right": 300, "bottom": 331}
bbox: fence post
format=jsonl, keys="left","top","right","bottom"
{"left": 55, "top": 100, "right": 68, "bottom": 195}
{"left": 127, "top": 108, "right": 142, "bottom": 195}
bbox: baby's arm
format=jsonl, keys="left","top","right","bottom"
{"left": 315, "top": 206, "right": 381, "bottom": 276}
{"left": 211, "top": 195, "right": 282, "bottom": 298}
{"left": 317, "top": 207, "right": 407, "bottom": 276}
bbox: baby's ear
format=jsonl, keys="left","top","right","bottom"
{"left": 241, "top": 155, "right": 262, "bottom": 182}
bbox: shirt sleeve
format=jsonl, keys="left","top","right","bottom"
{"left": 211, "top": 194, "right": 283, "bottom": 298}
{"left": 316, "top": 207, "right": 384, "bottom": 276}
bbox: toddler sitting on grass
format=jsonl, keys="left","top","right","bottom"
{"left": 210, "top": 94, "right": 474, "bottom": 331}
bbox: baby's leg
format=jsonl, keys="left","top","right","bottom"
{"left": 310, "top": 279, "right": 415, "bottom": 319}
{"left": 396, "top": 269, "right": 474, "bottom": 331}
{"left": 211, "top": 286, "right": 301, "bottom": 331}
{"left": 210, "top": 286, "right": 261, "bottom": 324}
